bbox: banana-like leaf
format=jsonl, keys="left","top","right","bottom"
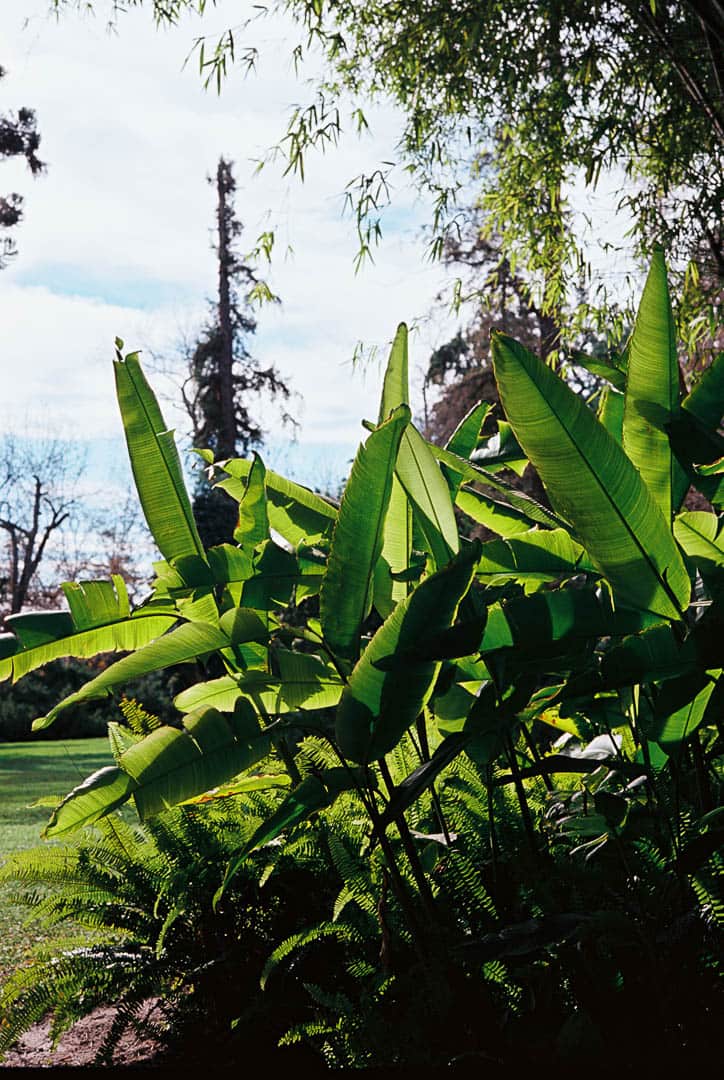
{"left": 44, "top": 704, "right": 272, "bottom": 834}
{"left": 379, "top": 589, "right": 660, "bottom": 669}
{"left": 597, "top": 387, "right": 624, "bottom": 443}
{"left": 4, "top": 610, "right": 73, "bottom": 649}
{"left": 491, "top": 332, "right": 690, "bottom": 620}
{"left": 622, "top": 249, "right": 685, "bottom": 521}
{"left": 396, "top": 425, "right": 460, "bottom": 568}
{"left": 674, "top": 511, "right": 724, "bottom": 581}
{"left": 374, "top": 475, "right": 413, "bottom": 618}
{"left": 447, "top": 401, "right": 490, "bottom": 458}
{"left": 43, "top": 765, "right": 137, "bottom": 836}
{"left": 651, "top": 671, "right": 721, "bottom": 747}
{"left": 429, "top": 442, "right": 568, "bottom": 532}
{"left": 114, "top": 347, "right": 204, "bottom": 563}
{"left": 62, "top": 575, "right": 130, "bottom": 628}
{"left": 233, "top": 452, "right": 269, "bottom": 547}
{"left": 455, "top": 486, "right": 536, "bottom": 537}
{"left": 174, "top": 651, "right": 344, "bottom": 714}
{"left": 220, "top": 459, "right": 337, "bottom": 547}
{"left": 471, "top": 421, "right": 528, "bottom": 475}
{"left": 320, "top": 405, "right": 410, "bottom": 662}
{"left": 239, "top": 539, "right": 299, "bottom": 612}
{"left": 378, "top": 322, "right": 409, "bottom": 422}
{"left": 33, "top": 609, "right": 269, "bottom": 729}
{"left": 442, "top": 401, "right": 490, "bottom": 495}
{"left": 4, "top": 612, "right": 177, "bottom": 685}
{"left": 216, "top": 768, "right": 359, "bottom": 903}
{"left": 374, "top": 325, "right": 458, "bottom": 570}
{"left": 336, "top": 541, "right": 480, "bottom": 763}
{"left": 571, "top": 352, "right": 627, "bottom": 392}
{"left": 475, "top": 528, "right": 595, "bottom": 589}
{"left": 564, "top": 624, "right": 697, "bottom": 698}
{"left": 682, "top": 351, "right": 724, "bottom": 431}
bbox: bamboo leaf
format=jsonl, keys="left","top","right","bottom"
{"left": 491, "top": 332, "right": 690, "bottom": 620}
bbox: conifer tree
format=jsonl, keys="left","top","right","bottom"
{"left": 0, "top": 65, "right": 43, "bottom": 269}
{"left": 182, "top": 158, "right": 293, "bottom": 547}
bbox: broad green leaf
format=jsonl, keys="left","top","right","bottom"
{"left": 481, "top": 592, "right": 659, "bottom": 654}
{"left": 429, "top": 441, "right": 568, "bottom": 532}
{"left": 233, "top": 452, "right": 269, "bottom": 547}
{"left": 373, "top": 475, "right": 413, "bottom": 618}
{"left": 472, "top": 421, "right": 528, "bottom": 475}
{"left": 239, "top": 539, "right": 299, "bottom": 611}
{"left": 372, "top": 323, "right": 415, "bottom": 614}
{"left": 61, "top": 576, "right": 130, "bottom": 629}
{"left": 382, "top": 589, "right": 661, "bottom": 668}
{"left": 5, "top": 610, "right": 73, "bottom": 649}
{"left": 378, "top": 322, "right": 409, "bottom": 422}
{"left": 5, "top": 613, "right": 177, "bottom": 685}
{"left": 597, "top": 387, "right": 624, "bottom": 443}
{"left": 124, "top": 704, "right": 271, "bottom": 819}
{"left": 622, "top": 250, "right": 684, "bottom": 521}
{"left": 446, "top": 401, "right": 490, "bottom": 460}
{"left": 320, "top": 405, "right": 409, "bottom": 662}
{"left": 114, "top": 348, "right": 204, "bottom": 563}
{"left": 175, "top": 652, "right": 344, "bottom": 714}
{"left": 565, "top": 624, "right": 696, "bottom": 698}
{"left": 44, "top": 766, "right": 137, "bottom": 837}
{"left": 491, "top": 332, "right": 690, "bottom": 620}
{"left": 396, "top": 425, "right": 459, "bottom": 568}
{"left": 220, "top": 459, "right": 337, "bottom": 547}
{"left": 33, "top": 611, "right": 269, "bottom": 728}
{"left": 455, "top": 486, "right": 535, "bottom": 537}
{"left": 652, "top": 671, "right": 721, "bottom": 747}
{"left": 475, "top": 528, "right": 595, "bottom": 589}
{"left": 442, "top": 401, "right": 491, "bottom": 495}
{"left": 674, "top": 511, "right": 724, "bottom": 581}
{"left": 174, "top": 675, "right": 242, "bottom": 713}
{"left": 683, "top": 351, "right": 724, "bottom": 431}
{"left": 46, "top": 704, "right": 272, "bottom": 833}
{"left": 571, "top": 352, "right": 627, "bottom": 392}
{"left": 336, "top": 541, "right": 480, "bottom": 763}
{"left": 180, "top": 772, "right": 291, "bottom": 803}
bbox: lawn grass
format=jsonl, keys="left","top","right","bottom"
{"left": 0, "top": 738, "right": 113, "bottom": 979}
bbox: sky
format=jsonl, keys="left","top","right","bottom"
{"left": 1, "top": 0, "right": 638, "bottom": 502}
{"left": 1, "top": 0, "right": 464, "bottom": 494}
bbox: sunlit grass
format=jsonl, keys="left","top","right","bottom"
{"left": 0, "top": 738, "right": 113, "bottom": 979}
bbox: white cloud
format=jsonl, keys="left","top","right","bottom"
{"left": 1, "top": 0, "right": 459, "bottom": 457}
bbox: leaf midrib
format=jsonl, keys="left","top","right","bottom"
{"left": 124, "top": 360, "right": 203, "bottom": 560}
{"left": 505, "top": 349, "right": 683, "bottom": 618}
